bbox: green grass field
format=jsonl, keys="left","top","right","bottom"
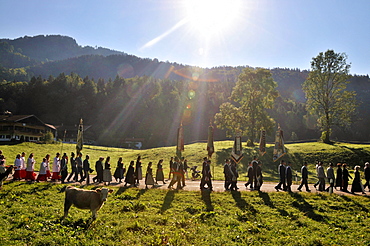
{"left": 1, "top": 141, "right": 370, "bottom": 245}
{"left": 0, "top": 182, "right": 369, "bottom": 245}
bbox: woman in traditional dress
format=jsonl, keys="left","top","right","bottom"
{"left": 155, "top": 159, "right": 166, "bottom": 185}
{"left": 145, "top": 162, "right": 155, "bottom": 189}
{"left": 335, "top": 163, "right": 343, "bottom": 190}
{"left": 124, "top": 161, "right": 135, "bottom": 187}
{"left": 113, "top": 157, "right": 125, "bottom": 183}
{"left": 13, "top": 154, "right": 22, "bottom": 181}
{"left": 25, "top": 153, "right": 36, "bottom": 182}
{"left": 135, "top": 155, "right": 142, "bottom": 185}
{"left": 351, "top": 166, "right": 365, "bottom": 194}
{"left": 103, "top": 156, "right": 112, "bottom": 185}
{"left": 36, "top": 158, "right": 48, "bottom": 182}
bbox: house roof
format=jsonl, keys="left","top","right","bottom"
{"left": 0, "top": 114, "right": 56, "bottom": 130}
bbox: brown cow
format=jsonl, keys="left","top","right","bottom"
{"left": 63, "top": 186, "right": 113, "bottom": 219}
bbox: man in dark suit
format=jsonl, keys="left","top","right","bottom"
{"left": 223, "top": 159, "right": 232, "bottom": 190}
{"left": 286, "top": 162, "right": 293, "bottom": 192}
{"left": 275, "top": 160, "right": 287, "bottom": 191}
{"left": 297, "top": 162, "right": 311, "bottom": 192}
{"left": 200, "top": 159, "right": 212, "bottom": 191}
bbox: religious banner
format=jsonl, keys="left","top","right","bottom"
{"left": 176, "top": 123, "right": 184, "bottom": 159}
{"left": 273, "top": 127, "right": 286, "bottom": 162}
{"left": 231, "top": 132, "right": 243, "bottom": 163}
{"left": 207, "top": 124, "right": 215, "bottom": 158}
{"left": 76, "top": 119, "right": 83, "bottom": 155}
{"left": 259, "top": 130, "right": 266, "bottom": 156}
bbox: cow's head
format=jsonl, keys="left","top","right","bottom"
{"left": 96, "top": 188, "right": 113, "bottom": 202}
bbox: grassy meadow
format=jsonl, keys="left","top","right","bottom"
{"left": 1, "top": 141, "right": 370, "bottom": 245}
{"left": 1, "top": 181, "right": 370, "bottom": 245}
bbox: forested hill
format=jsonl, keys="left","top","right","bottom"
{"left": 0, "top": 35, "right": 126, "bottom": 63}
{"left": 1, "top": 35, "right": 370, "bottom": 148}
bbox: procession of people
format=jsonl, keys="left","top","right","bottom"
{"left": 0, "top": 148, "right": 369, "bottom": 194}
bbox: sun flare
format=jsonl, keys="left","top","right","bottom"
{"left": 184, "top": 0, "right": 242, "bottom": 37}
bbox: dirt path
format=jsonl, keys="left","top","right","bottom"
{"left": 6, "top": 174, "right": 368, "bottom": 196}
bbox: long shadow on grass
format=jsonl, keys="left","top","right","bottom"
{"left": 231, "top": 191, "right": 257, "bottom": 214}
{"left": 160, "top": 190, "right": 176, "bottom": 213}
{"left": 258, "top": 191, "right": 290, "bottom": 216}
{"left": 340, "top": 195, "right": 369, "bottom": 212}
{"left": 136, "top": 189, "right": 147, "bottom": 199}
{"left": 288, "top": 192, "right": 327, "bottom": 222}
{"left": 201, "top": 190, "right": 214, "bottom": 211}
{"left": 115, "top": 186, "right": 131, "bottom": 196}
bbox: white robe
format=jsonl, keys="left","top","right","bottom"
{"left": 52, "top": 157, "right": 60, "bottom": 172}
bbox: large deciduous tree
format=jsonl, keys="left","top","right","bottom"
{"left": 214, "top": 67, "right": 278, "bottom": 146}
{"left": 302, "top": 50, "right": 357, "bottom": 143}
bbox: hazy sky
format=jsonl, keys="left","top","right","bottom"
{"left": 1, "top": 0, "right": 369, "bottom": 75}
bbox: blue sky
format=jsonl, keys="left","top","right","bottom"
{"left": 1, "top": 0, "right": 369, "bottom": 75}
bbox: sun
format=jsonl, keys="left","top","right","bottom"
{"left": 183, "top": 0, "right": 242, "bottom": 37}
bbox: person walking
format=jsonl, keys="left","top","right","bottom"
{"left": 223, "top": 159, "right": 232, "bottom": 190}
{"left": 317, "top": 161, "right": 326, "bottom": 191}
{"left": 103, "top": 156, "right": 112, "bottom": 185}
{"left": 124, "top": 160, "right": 135, "bottom": 187}
{"left": 325, "top": 163, "right": 335, "bottom": 192}
{"left": 13, "top": 154, "right": 22, "bottom": 181}
{"left": 60, "top": 153, "right": 68, "bottom": 184}
{"left": 113, "top": 157, "right": 125, "bottom": 183}
{"left": 51, "top": 152, "right": 61, "bottom": 181}
{"left": 36, "top": 158, "right": 48, "bottom": 182}
{"left": 25, "top": 153, "right": 36, "bottom": 182}
{"left": 363, "top": 162, "right": 370, "bottom": 191}
{"left": 80, "top": 155, "right": 91, "bottom": 184}
{"left": 20, "top": 152, "right": 26, "bottom": 179}
{"left": 364, "top": 162, "right": 370, "bottom": 191}
{"left": 275, "top": 160, "right": 287, "bottom": 191}
{"left": 145, "top": 162, "right": 155, "bottom": 189}
{"left": 135, "top": 156, "right": 143, "bottom": 185}
{"left": 335, "top": 163, "right": 343, "bottom": 191}
{"left": 286, "top": 162, "right": 293, "bottom": 192}
{"left": 75, "top": 152, "right": 84, "bottom": 182}
{"left": 351, "top": 166, "right": 365, "bottom": 194}
{"left": 244, "top": 162, "right": 254, "bottom": 190}
{"left": 167, "top": 157, "right": 174, "bottom": 180}
{"left": 255, "top": 161, "right": 263, "bottom": 191}
{"left": 297, "top": 162, "right": 310, "bottom": 192}
{"left": 168, "top": 157, "right": 182, "bottom": 190}
{"left": 67, "top": 152, "right": 76, "bottom": 182}
{"left": 93, "top": 157, "right": 104, "bottom": 183}
{"left": 230, "top": 160, "right": 239, "bottom": 191}
{"left": 155, "top": 159, "right": 166, "bottom": 185}
{"left": 200, "top": 159, "right": 213, "bottom": 191}
{"left": 342, "top": 163, "right": 352, "bottom": 192}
